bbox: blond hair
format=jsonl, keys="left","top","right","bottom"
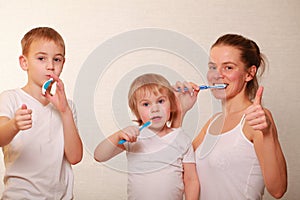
{"left": 21, "top": 27, "right": 65, "bottom": 56}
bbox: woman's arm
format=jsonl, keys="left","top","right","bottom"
{"left": 173, "top": 81, "right": 199, "bottom": 128}
{"left": 183, "top": 163, "right": 200, "bottom": 200}
{"left": 247, "top": 110, "right": 287, "bottom": 198}
{"left": 245, "top": 87, "right": 287, "bottom": 198}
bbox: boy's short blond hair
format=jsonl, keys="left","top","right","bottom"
{"left": 21, "top": 27, "right": 65, "bottom": 56}
{"left": 128, "top": 73, "right": 178, "bottom": 127}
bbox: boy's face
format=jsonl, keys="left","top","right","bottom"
{"left": 136, "top": 90, "right": 171, "bottom": 132}
{"left": 19, "top": 39, "right": 65, "bottom": 88}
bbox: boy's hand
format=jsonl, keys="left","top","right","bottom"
{"left": 44, "top": 74, "right": 69, "bottom": 113}
{"left": 14, "top": 104, "right": 32, "bottom": 131}
{"left": 119, "top": 126, "right": 140, "bottom": 143}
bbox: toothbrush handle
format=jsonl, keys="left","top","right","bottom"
{"left": 117, "top": 121, "right": 151, "bottom": 145}
{"left": 118, "top": 139, "right": 126, "bottom": 145}
{"left": 177, "top": 85, "right": 209, "bottom": 92}
{"left": 199, "top": 85, "right": 209, "bottom": 90}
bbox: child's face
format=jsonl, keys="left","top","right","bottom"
{"left": 207, "top": 45, "right": 253, "bottom": 100}
{"left": 136, "top": 90, "right": 171, "bottom": 131}
{"left": 20, "top": 39, "right": 65, "bottom": 87}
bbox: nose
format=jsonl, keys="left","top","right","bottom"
{"left": 46, "top": 61, "right": 55, "bottom": 71}
{"left": 151, "top": 104, "right": 159, "bottom": 113}
{"left": 214, "top": 67, "right": 225, "bottom": 79}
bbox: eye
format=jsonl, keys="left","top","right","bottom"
{"left": 142, "top": 102, "right": 149, "bottom": 107}
{"left": 225, "top": 66, "right": 233, "bottom": 70}
{"left": 158, "top": 98, "right": 165, "bottom": 104}
{"left": 38, "top": 56, "right": 46, "bottom": 61}
{"left": 208, "top": 65, "right": 217, "bottom": 70}
{"left": 54, "top": 57, "right": 63, "bottom": 63}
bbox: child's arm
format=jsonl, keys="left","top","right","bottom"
{"left": 94, "top": 126, "right": 139, "bottom": 162}
{"left": 44, "top": 75, "right": 83, "bottom": 165}
{"left": 0, "top": 104, "right": 32, "bottom": 147}
{"left": 183, "top": 163, "right": 200, "bottom": 200}
{"left": 60, "top": 106, "right": 83, "bottom": 165}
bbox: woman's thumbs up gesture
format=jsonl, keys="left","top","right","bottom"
{"left": 245, "top": 86, "right": 270, "bottom": 132}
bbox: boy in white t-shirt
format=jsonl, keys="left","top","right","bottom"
{"left": 0, "top": 27, "right": 83, "bottom": 199}
{"left": 94, "top": 73, "right": 199, "bottom": 200}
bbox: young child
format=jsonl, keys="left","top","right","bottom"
{"left": 0, "top": 27, "right": 83, "bottom": 199}
{"left": 94, "top": 73, "right": 199, "bottom": 200}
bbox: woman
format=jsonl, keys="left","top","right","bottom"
{"left": 175, "top": 34, "right": 287, "bottom": 199}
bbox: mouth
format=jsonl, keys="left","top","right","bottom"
{"left": 150, "top": 116, "right": 162, "bottom": 121}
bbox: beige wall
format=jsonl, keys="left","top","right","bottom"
{"left": 0, "top": 0, "right": 299, "bottom": 199}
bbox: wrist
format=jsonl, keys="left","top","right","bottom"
{"left": 59, "top": 106, "right": 72, "bottom": 117}
{"left": 11, "top": 118, "right": 20, "bottom": 133}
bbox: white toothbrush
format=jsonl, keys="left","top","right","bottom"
{"left": 42, "top": 78, "right": 53, "bottom": 95}
{"left": 177, "top": 83, "right": 227, "bottom": 92}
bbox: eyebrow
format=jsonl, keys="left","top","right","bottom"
{"left": 208, "top": 61, "right": 237, "bottom": 66}
{"left": 138, "top": 94, "right": 167, "bottom": 102}
{"left": 35, "top": 52, "right": 64, "bottom": 57}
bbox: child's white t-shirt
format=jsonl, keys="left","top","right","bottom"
{"left": 0, "top": 89, "right": 75, "bottom": 199}
{"left": 125, "top": 127, "right": 195, "bottom": 200}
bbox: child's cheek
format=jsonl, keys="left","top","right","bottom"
{"left": 140, "top": 108, "right": 151, "bottom": 121}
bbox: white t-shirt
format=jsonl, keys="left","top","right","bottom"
{"left": 0, "top": 89, "right": 75, "bottom": 200}
{"left": 125, "top": 127, "right": 195, "bottom": 200}
{"left": 196, "top": 114, "right": 264, "bottom": 200}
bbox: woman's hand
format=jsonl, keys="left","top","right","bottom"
{"left": 172, "top": 81, "right": 199, "bottom": 127}
{"left": 245, "top": 86, "right": 270, "bottom": 133}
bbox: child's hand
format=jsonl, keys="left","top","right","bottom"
{"left": 118, "top": 126, "right": 140, "bottom": 143}
{"left": 245, "top": 86, "right": 270, "bottom": 133}
{"left": 44, "top": 74, "right": 69, "bottom": 113}
{"left": 14, "top": 104, "right": 32, "bottom": 131}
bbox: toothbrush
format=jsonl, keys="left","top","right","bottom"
{"left": 177, "top": 83, "right": 227, "bottom": 92}
{"left": 118, "top": 120, "right": 152, "bottom": 145}
{"left": 42, "top": 78, "right": 54, "bottom": 95}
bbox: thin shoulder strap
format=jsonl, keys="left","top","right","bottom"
{"left": 240, "top": 114, "right": 246, "bottom": 127}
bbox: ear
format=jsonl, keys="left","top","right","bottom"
{"left": 245, "top": 65, "right": 257, "bottom": 82}
{"left": 19, "top": 55, "right": 28, "bottom": 71}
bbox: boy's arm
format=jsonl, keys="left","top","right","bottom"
{"left": 0, "top": 105, "right": 32, "bottom": 147}
{"left": 0, "top": 117, "right": 18, "bottom": 146}
{"left": 44, "top": 76, "right": 83, "bottom": 165}
{"left": 183, "top": 163, "right": 200, "bottom": 200}
{"left": 94, "top": 126, "right": 139, "bottom": 162}
{"left": 60, "top": 107, "right": 83, "bottom": 165}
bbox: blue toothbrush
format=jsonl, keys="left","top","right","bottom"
{"left": 42, "top": 78, "right": 54, "bottom": 95}
{"left": 177, "top": 83, "right": 227, "bottom": 92}
{"left": 118, "top": 120, "right": 152, "bottom": 145}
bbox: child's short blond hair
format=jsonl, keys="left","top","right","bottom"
{"left": 128, "top": 73, "right": 178, "bottom": 127}
{"left": 21, "top": 27, "right": 65, "bottom": 56}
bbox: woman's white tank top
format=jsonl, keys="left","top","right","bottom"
{"left": 195, "top": 114, "right": 265, "bottom": 200}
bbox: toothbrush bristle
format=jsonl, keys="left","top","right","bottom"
{"left": 42, "top": 78, "right": 54, "bottom": 95}
{"left": 214, "top": 83, "right": 228, "bottom": 88}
